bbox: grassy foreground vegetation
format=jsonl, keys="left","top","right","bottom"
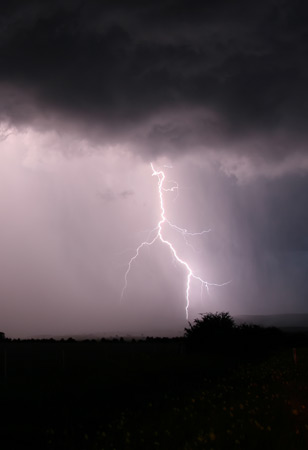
{"left": 0, "top": 314, "right": 307, "bottom": 449}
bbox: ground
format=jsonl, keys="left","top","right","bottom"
{"left": 0, "top": 340, "right": 307, "bottom": 449}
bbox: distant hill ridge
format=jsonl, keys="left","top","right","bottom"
{"left": 14, "top": 314, "right": 308, "bottom": 340}
{"left": 235, "top": 313, "right": 308, "bottom": 329}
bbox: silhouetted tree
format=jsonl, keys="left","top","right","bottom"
{"left": 185, "top": 312, "right": 286, "bottom": 357}
{"left": 184, "top": 312, "right": 236, "bottom": 352}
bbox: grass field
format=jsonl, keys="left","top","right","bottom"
{"left": 0, "top": 339, "right": 307, "bottom": 449}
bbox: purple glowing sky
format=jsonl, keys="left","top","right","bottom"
{"left": 0, "top": 1, "right": 308, "bottom": 337}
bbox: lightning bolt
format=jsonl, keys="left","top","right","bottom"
{"left": 121, "top": 163, "right": 227, "bottom": 320}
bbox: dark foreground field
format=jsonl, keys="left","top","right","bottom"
{"left": 0, "top": 337, "right": 308, "bottom": 449}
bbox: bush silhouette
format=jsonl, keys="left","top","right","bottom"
{"left": 184, "top": 312, "right": 236, "bottom": 352}
{"left": 184, "top": 312, "right": 285, "bottom": 356}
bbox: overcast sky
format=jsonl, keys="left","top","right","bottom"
{"left": 0, "top": 0, "right": 307, "bottom": 338}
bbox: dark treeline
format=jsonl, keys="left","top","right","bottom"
{"left": 1, "top": 312, "right": 307, "bottom": 356}
{"left": 0, "top": 313, "right": 308, "bottom": 449}
{"left": 184, "top": 312, "right": 308, "bottom": 357}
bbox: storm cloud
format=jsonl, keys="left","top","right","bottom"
{"left": 1, "top": 0, "right": 308, "bottom": 162}
{"left": 0, "top": 1, "right": 307, "bottom": 337}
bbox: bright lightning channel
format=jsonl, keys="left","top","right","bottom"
{"left": 121, "top": 163, "right": 227, "bottom": 320}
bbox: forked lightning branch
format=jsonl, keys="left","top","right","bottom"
{"left": 121, "top": 163, "right": 227, "bottom": 320}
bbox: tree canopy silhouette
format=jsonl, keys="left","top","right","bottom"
{"left": 184, "top": 312, "right": 236, "bottom": 351}
{"left": 184, "top": 312, "right": 287, "bottom": 356}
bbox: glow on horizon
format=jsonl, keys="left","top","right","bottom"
{"left": 121, "top": 163, "right": 229, "bottom": 320}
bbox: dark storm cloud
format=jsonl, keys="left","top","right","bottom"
{"left": 119, "top": 189, "right": 134, "bottom": 199}
{"left": 1, "top": 0, "right": 308, "bottom": 159}
{"left": 98, "top": 188, "right": 134, "bottom": 202}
